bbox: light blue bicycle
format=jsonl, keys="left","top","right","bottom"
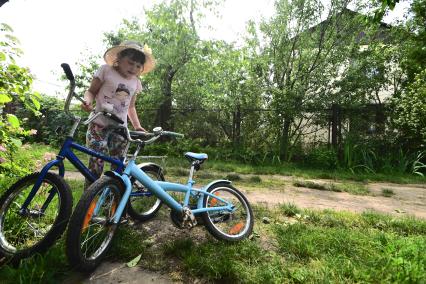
{"left": 65, "top": 127, "right": 254, "bottom": 272}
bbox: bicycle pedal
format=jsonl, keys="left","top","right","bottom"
{"left": 170, "top": 207, "right": 198, "bottom": 229}
{"left": 182, "top": 206, "right": 197, "bottom": 229}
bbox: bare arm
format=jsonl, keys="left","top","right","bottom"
{"left": 128, "top": 95, "right": 145, "bottom": 131}
{"left": 81, "top": 77, "right": 102, "bottom": 112}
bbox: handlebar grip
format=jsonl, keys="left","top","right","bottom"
{"left": 129, "top": 131, "right": 155, "bottom": 139}
{"left": 61, "top": 63, "right": 75, "bottom": 81}
{"left": 103, "top": 112, "right": 124, "bottom": 124}
{"left": 163, "top": 131, "right": 184, "bottom": 139}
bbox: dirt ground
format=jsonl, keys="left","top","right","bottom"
{"left": 245, "top": 174, "right": 426, "bottom": 219}
{"left": 62, "top": 171, "right": 426, "bottom": 283}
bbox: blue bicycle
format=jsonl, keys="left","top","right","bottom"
{"left": 0, "top": 64, "right": 163, "bottom": 262}
{"left": 65, "top": 126, "right": 254, "bottom": 272}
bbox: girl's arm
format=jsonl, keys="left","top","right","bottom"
{"left": 128, "top": 94, "right": 145, "bottom": 131}
{"left": 81, "top": 77, "right": 102, "bottom": 112}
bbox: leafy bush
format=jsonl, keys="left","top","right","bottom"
{"left": 391, "top": 69, "right": 426, "bottom": 151}
{"left": 0, "top": 23, "right": 40, "bottom": 178}
{"left": 16, "top": 96, "right": 81, "bottom": 147}
{"left": 303, "top": 145, "right": 337, "bottom": 169}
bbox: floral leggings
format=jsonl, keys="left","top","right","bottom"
{"left": 85, "top": 123, "right": 127, "bottom": 189}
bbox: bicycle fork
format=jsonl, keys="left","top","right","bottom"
{"left": 20, "top": 159, "right": 65, "bottom": 217}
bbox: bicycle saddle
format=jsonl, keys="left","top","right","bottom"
{"left": 184, "top": 152, "right": 208, "bottom": 163}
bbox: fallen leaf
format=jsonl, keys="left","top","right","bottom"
{"left": 126, "top": 254, "right": 142, "bottom": 268}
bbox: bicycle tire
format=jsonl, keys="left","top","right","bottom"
{"left": 201, "top": 182, "right": 254, "bottom": 241}
{"left": 66, "top": 176, "right": 122, "bottom": 272}
{"left": 127, "top": 165, "right": 163, "bottom": 221}
{"left": 0, "top": 172, "right": 72, "bottom": 261}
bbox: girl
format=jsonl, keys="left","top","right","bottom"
{"left": 81, "top": 40, "right": 155, "bottom": 186}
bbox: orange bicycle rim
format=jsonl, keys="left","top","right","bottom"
{"left": 82, "top": 197, "right": 98, "bottom": 231}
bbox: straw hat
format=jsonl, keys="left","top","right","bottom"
{"left": 103, "top": 40, "right": 156, "bottom": 75}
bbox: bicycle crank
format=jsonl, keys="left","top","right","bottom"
{"left": 170, "top": 206, "right": 197, "bottom": 229}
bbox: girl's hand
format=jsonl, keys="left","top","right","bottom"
{"left": 81, "top": 101, "right": 93, "bottom": 112}
{"left": 134, "top": 126, "right": 146, "bottom": 132}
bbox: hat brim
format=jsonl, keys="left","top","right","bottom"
{"left": 104, "top": 45, "right": 156, "bottom": 75}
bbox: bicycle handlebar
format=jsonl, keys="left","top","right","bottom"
{"left": 162, "top": 131, "right": 185, "bottom": 139}
{"left": 60, "top": 64, "right": 184, "bottom": 143}
{"left": 61, "top": 63, "right": 124, "bottom": 126}
{"left": 61, "top": 63, "right": 76, "bottom": 115}
{"left": 61, "top": 63, "right": 74, "bottom": 81}
{"left": 125, "top": 126, "right": 184, "bottom": 145}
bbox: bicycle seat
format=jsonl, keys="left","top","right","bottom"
{"left": 184, "top": 152, "right": 208, "bottom": 163}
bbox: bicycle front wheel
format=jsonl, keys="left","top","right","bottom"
{"left": 0, "top": 172, "right": 72, "bottom": 261}
{"left": 201, "top": 182, "right": 254, "bottom": 241}
{"left": 127, "top": 165, "right": 164, "bottom": 222}
{"left": 66, "top": 176, "right": 122, "bottom": 272}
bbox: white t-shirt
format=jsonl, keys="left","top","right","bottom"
{"left": 93, "top": 65, "right": 142, "bottom": 127}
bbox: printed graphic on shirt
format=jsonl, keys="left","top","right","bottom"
{"left": 115, "top": 83, "right": 131, "bottom": 108}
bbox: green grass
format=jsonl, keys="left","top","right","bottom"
{"left": 161, "top": 206, "right": 426, "bottom": 283}
{"left": 1, "top": 203, "right": 425, "bottom": 283}
{"left": 293, "top": 180, "right": 370, "bottom": 195}
{"left": 382, "top": 188, "right": 395, "bottom": 197}
{"left": 0, "top": 241, "right": 70, "bottom": 284}
{"left": 205, "top": 159, "right": 426, "bottom": 184}
{"left": 7, "top": 143, "right": 426, "bottom": 186}
{"left": 0, "top": 143, "right": 425, "bottom": 282}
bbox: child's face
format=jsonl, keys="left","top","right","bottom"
{"left": 116, "top": 56, "right": 143, "bottom": 79}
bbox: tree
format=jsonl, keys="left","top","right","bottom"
{"left": 104, "top": 0, "right": 219, "bottom": 130}
{"left": 391, "top": 69, "right": 426, "bottom": 150}
{"left": 0, "top": 23, "right": 40, "bottom": 177}
{"left": 253, "top": 0, "right": 368, "bottom": 161}
{"left": 403, "top": 0, "right": 426, "bottom": 82}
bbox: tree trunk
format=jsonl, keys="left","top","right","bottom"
{"left": 280, "top": 118, "right": 292, "bottom": 161}
{"left": 331, "top": 104, "right": 339, "bottom": 150}
{"left": 232, "top": 105, "right": 241, "bottom": 149}
{"left": 155, "top": 66, "right": 175, "bottom": 129}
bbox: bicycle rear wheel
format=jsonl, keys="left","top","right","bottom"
{"left": 201, "top": 182, "right": 254, "bottom": 241}
{"left": 0, "top": 172, "right": 72, "bottom": 261}
{"left": 127, "top": 165, "right": 163, "bottom": 221}
{"left": 66, "top": 176, "right": 122, "bottom": 272}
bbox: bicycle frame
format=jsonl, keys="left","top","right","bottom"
{"left": 104, "top": 159, "right": 235, "bottom": 224}
{"left": 20, "top": 134, "right": 126, "bottom": 213}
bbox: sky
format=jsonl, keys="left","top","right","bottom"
{"left": 0, "top": 0, "right": 409, "bottom": 96}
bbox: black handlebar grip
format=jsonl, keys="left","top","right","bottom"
{"left": 104, "top": 112, "right": 124, "bottom": 124}
{"left": 61, "top": 63, "right": 75, "bottom": 81}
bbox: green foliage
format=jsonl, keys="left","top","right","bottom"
{"left": 0, "top": 23, "right": 40, "bottom": 178}
{"left": 225, "top": 173, "right": 241, "bottom": 181}
{"left": 163, "top": 238, "right": 266, "bottom": 283}
{"left": 381, "top": 188, "right": 395, "bottom": 197}
{"left": 109, "top": 226, "right": 150, "bottom": 261}
{"left": 249, "top": 175, "right": 262, "bottom": 183}
{"left": 159, "top": 207, "right": 426, "bottom": 283}
{"left": 403, "top": 0, "right": 426, "bottom": 82}
{"left": 340, "top": 133, "right": 426, "bottom": 176}
{"left": 16, "top": 95, "right": 89, "bottom": 147}
{"left": 274, "top": 209, "right": 426, "bottom": 283}
{"left": 0, "top": 241, "right": 70, "bottom": 284}
{"left": 293, "top": 180, "right": 370, "bottom": 195}
{"left": 280, "top": 203, "right": 302, "bottom": 217}
{"left": 391, "top": 69, "right": 426, "bottom": 150}
{"left": 303, "top": 145, "right": 337, "bottom": 169}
